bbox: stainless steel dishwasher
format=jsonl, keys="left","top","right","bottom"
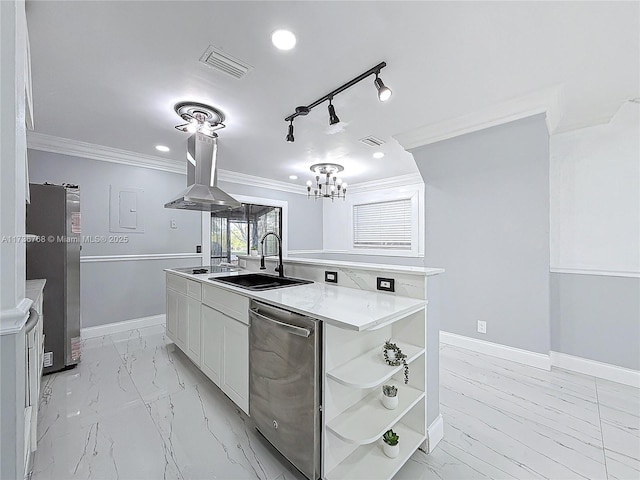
{"left": 249, "top": 300, "right": 322, "bottom": 480}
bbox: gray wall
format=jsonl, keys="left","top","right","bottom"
{"left": 218, "top": 181, "right": 323, "bottom": 251}
{"left": 27, "top": 150, "right": 324, "bottom": 328}
{"left": 412, "top": 115, "right": 551, "bottom": 354}
{"left": 551, "top": 273, "right": 640, "bottom": 370}
{"left": 28, "top": 150, "right": 202, "bottom": 328}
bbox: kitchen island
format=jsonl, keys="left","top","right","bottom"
{"left": 165, "top": 260, "right": 443, "bottom": 480}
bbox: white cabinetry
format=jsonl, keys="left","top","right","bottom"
{"left": 166, "top": 273, "right": 202, "bottom": 366}
{"left": 201, "top": 284, "right": 249, "bottom": 414}
{"left": 166, "top": 274, "right": 249, "bottom": 415}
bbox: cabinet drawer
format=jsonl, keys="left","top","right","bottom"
{"left": 167, "top": 273, "right": 187, "bottom": 294}
{"left": 187, "top": 279, "right": 201, "bottom": 300}
{"left": 202, "top": 284, "right": 249, "bottom": 324}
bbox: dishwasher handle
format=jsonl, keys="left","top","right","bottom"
{"left": 250, "top": 309, "right": 311, "bottom": 338}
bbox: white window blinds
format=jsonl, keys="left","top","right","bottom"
{"left": 353, "top": 198, "right": 412, "bottom": 249}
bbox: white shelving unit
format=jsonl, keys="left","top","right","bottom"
{"left": 323, "top": 307, "right": 427, "bottom": 479}
{"left": 327, "top": 342, "right": 425, "bottom": 389}
{"left": 327, "top": 383, "right": 425, "bottom": 444}
{"left": 325, "top": 422, "right": 425, "bottom": 480}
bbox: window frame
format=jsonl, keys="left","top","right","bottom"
{"left": 347, "top": 185, "right": 423, "bottom": 257}
{"left": 201, "top": 194, "right": 288, "bottom": 264}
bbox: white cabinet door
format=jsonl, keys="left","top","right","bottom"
{"left": 166, "top": 289, "right": 179, "bottom": 342}
{"left": 175, "top": 294, "right": 187, "bottom": 351}
{"left": 220, "top": 315, "right": 249, "bottom": 414}
{"left": 167, "top": 289, "right": 187, "bottom": 350}
{"left": 201, "top": 305, "right": 222, "bottom": 385}
{"left": 186, "top": 296, "right": 201, "bottom": 367}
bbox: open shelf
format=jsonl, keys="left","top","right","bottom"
{"left": 327, "top": 341, "right": 425, "bottom": 389}
{"left": 327, "top": 383, "right": 425, "bottom": 444}
{"left": 325, "top": 422, "right": 425, "bottom": 480}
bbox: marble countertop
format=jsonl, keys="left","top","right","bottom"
{"left": 237, "top": 255, "right": 445, "bottom": 276}
{"left": 166, "top": 269, "right": 426, "bottom": 331}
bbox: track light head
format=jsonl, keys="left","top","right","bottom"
{"left": 328, "top": 100, "right": 340, "bottom": 125}
{"left": 286, "top": 122, "right": 295, "bottom": 143}
{"left": 374, "top": 74, "right": 392, "bottom": 102}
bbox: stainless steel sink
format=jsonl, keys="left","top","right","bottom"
{"left": 209, "top": 273, "right": 313, "bottom": 291}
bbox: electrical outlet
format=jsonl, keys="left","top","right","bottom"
{"left": 196, "top": 245, "right": 202, "bottom": 253}
{"left": 325, "top": 271, "right": 338, "bottom": 283}
{"left": 477, "top": 320, "right": 487, "bottom": 334}
{"left": 170, "top": 219, "right": 177, "bottom": 229}
{"left": 377, "top": 277, "right": 395, "bottom": 292}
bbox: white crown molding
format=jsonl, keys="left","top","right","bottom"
{"left": 347, "top": 173, "right": 424, "bottom": 194}
{"left": 27, "top": 131, "right": 186, "bottom": 174}
{"left": 81, "top": 314, "right": 165, "bottom": 339}
{"left": 394, "top": 85, "right": 564, "bottom": 150}
{"left": 550, "top": 267, "right": 640, "bottom": 279}
{"left": 27, "top": 131, "right": 420, "bottom": 195}
{"left": 80, "top": 253, "right": 201, "bottom": 263}
{"left": 217, "top": 169, "right": 307, "bottom": 195}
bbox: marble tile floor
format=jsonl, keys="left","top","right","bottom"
{"left": 32, "top": 326, "right": 639, "bottom": 480}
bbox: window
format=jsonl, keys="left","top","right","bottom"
{"left": 353, "top": 198, "right": 412, "bottom": 249}
{"left": 211, "top": 204, "right": 282, "bottom": 263}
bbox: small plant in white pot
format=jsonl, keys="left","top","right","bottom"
{"left": 382, "top": 429, "right": 400, "bottom": 458}
{"left": 381, "top": 384, "right": 398, "bottom": 410}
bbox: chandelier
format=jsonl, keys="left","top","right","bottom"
{"left": 306, "top": 163, "right": 347, "bottom": 201}
{"left": 174, "top": 101, "right": 226, "bottom": 137}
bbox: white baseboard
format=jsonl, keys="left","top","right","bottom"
{"left": 440, "top": 331, "right": 551, "bottom": 370}
{"left": 81, "top": 314, "right": 165, "bottom": 339}
{"left": 426, "top": 414, "right": 444, "bottom": 453}
{"left": 440, "top": 331, "right": 640, "bottom": 387}
{"left": 550, "top": 352, "right": 640, "bottom": 388}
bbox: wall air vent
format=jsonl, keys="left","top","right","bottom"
{"left": 199, "top": 45, "right": 253, "bottom": 79}
{"left": 359, "top": 136, "right": 385, "bottom": 147}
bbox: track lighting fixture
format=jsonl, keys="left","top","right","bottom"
{"left": 374, "top": 74, "right": 392, "bottom": 102}
{"left": 284, "top": 61, "right": 391, "bottom": 141}
{"left": 286, "top": 121, "right": 295, "bottom": 143}
{"left": 328, "top": 99, "right": 340, "bottom": 125}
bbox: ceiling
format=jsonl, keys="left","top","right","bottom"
{"left": 25, "top": 1, "right": 639, "bottom": 186}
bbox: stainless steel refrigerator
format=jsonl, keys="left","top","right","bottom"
{"left": 26, "top": 183, "right": 81, "bottom": 374}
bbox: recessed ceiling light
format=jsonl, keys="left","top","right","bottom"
{"left": 289, "top": 175, "right": 298, "bottom": 180}
{"left": 272, "top": 29, "right": 296, "bottom": 51}
{"left": 373, "top": 151, "right": 384, "bottom": 159}
{"left": 155, "top": 145, "right": 170, "bottom": 152}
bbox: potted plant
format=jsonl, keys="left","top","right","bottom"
{"left": 381, "top": 384, "right": 398, "bottom": 410}
{"left": 250, "top": 246, "right": 259, "bottom": 256}
{"left": 382, "top": 429, "right": 400, "bottom": 458}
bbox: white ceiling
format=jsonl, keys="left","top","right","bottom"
{"left": 26, "top": 1, "right": 639, "bottom": 185}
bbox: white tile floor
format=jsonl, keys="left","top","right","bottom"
{"left": 32, "top": 325, "right": 639, "bottom": 480}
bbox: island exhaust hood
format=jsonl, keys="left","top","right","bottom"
{"left": 164, "top": 132, "right": 241, "bottom": 212}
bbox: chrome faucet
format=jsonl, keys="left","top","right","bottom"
{"left": 259, "top": 232, "right": 284, "bottom": 277}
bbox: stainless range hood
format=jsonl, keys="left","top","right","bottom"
{"left": 164, "top": 132, "right": 241, "bottom": 211}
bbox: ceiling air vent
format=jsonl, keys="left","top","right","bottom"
{"left": 359, "top": 135, "right": 385, "bottom": 147}
{"left": 199, "top": 45, "right": 253, "bottom": 79}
